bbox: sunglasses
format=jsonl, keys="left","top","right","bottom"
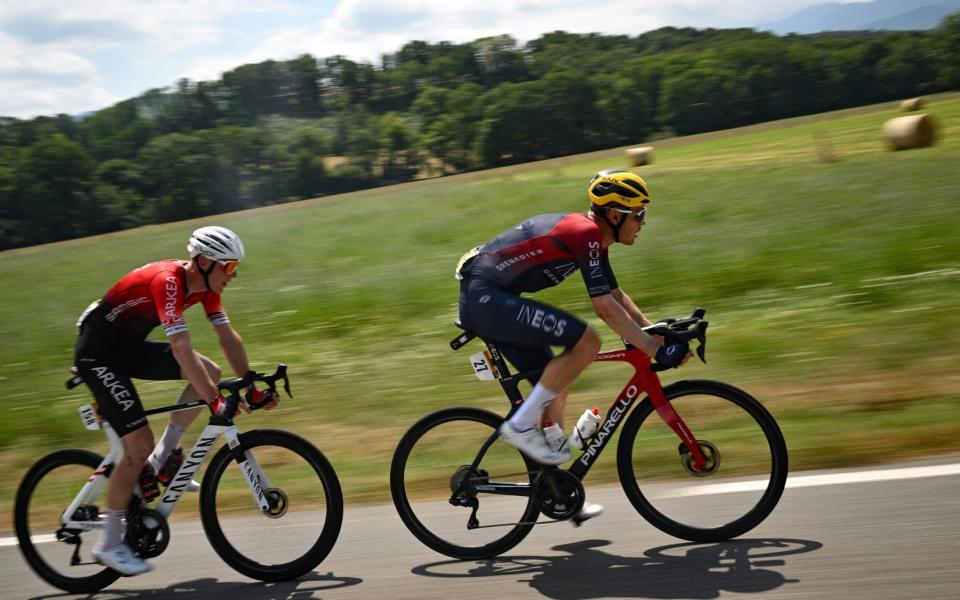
{"left": 609, "top": 207, "right": 647, "bottom": 223}
{"left": 217, "top": 260, "right": 239, "bottom": 275}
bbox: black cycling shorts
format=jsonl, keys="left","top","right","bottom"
{"left": 74, "top": 324, "right": 183, "bottom": 436}
{"left": 458, "top": 277, "right": 587, "bottom": 382}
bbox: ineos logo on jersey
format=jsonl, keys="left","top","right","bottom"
{"left": 516, "top": 305, "right": 567, "bottom": 337}
{"left": 90, "top": 366, "right": 134, "bottom": 411}
{"left": 587, "top": 241, "right": 603, "bottom": 278}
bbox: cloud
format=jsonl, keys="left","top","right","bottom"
{"left": 0, "top": 0, "right": 290, "bottom": 118}
{"left": 0, "top": 0, "right": 838, "bottom": 118}
{"left": 184, "top": 0, "right": 825, "bottom": 80}
{"left": 0, "top": 31, "right": 119, "bottom": 117}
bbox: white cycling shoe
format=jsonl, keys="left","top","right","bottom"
{"left": 572, "top": 502, "right": 605, "bottom": 526}
{"left": 92, "top": 543, "right": 153, "bottom": 576}
{"left": 499, "top": 422, "right": 571, "bottom": 465}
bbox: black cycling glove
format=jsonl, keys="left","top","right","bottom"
{"left": 655, "top": 341, "right": 689, "bottom": 369}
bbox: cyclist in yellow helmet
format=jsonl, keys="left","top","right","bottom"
{"left": 456, "top": 169, "right": 691, "bottom": 521}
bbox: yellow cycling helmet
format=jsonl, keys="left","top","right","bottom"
{"left": 588, "top": 169, "right": 650, "bottom": 210}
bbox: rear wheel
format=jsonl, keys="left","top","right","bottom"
{"left": 617, "top": 380, "right": 788, "bottom": 542}
{"left": 14, "top": 449, "right": 120, "bottom": 593}
{"left": 201, "top": 429, "right": 343, "bottom": 581}
{"left": 391, "top": 407, "right": 540, "bottom": 559}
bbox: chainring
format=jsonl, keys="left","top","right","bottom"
{"left": 533, "top": 469, "right": 584, "bottom": 520}
{"left": 126, "top": 507, "right": 170, "bottom": 558}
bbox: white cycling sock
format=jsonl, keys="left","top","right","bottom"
{"left": 148, "top": 422, "right": 187, "bottom": 471}
{"left": 508, "top": 383, "right": 557, "bottom": 431}
{"left": 98, "top": 508, "right": 126, "bottom": 551}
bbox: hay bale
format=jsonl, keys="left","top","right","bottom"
{"left": 900, "top": 97, "right": 925, "bottom": 111}
{"left": 883, "top": 114, "right": 937, "bottom": 151}
{"left": 625, "top": 146, "right": 654, "bottom": 167}
{"left": 812, "top": 130, "right": 839, "bottom": 163}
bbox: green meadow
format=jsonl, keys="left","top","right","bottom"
{"left": 2, "top": 95, "right": 959, "bottom": 522}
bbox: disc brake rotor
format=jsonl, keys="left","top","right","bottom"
{"left": 680, "top": 440, "right": 721, "bottom": 477}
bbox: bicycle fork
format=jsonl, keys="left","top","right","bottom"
{"left": 223, "top": 428, "right": 274, "bottom": 513}
{"left": 639, "top": 370, "right": 709, "bottom": 471}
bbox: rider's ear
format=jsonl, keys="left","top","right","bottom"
{"left": 605, "top": 208, "right": 624, "bottom": 225}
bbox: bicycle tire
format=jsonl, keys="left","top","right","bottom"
{"left": 390, "top": 407, "right": 540, "bottom": 560}
{"left": 616, "top": 379, "right": 788, "bottom": 542}
{"left": 200, "top": 429, "right": 343, "bottom": 581}
{"left": 14, "top": 449, "right": 121, "bottom": 593}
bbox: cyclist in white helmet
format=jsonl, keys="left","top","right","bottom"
{"left": 74, "top": 226, "right": 277, "bottom": 575}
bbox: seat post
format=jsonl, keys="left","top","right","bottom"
{"left": 482, "top": 338, "right": 528, "bottom": 407}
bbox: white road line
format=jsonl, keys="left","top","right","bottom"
{"left": 3, "top": 462, "right": 958, "bottom": 547}
{"left": 0, "top": 534, "right": 56, "bottom": 548}
{"left": 666, "top": 463, "right": 960, "bottom": 497}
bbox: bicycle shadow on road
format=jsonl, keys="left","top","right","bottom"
{"left": 411, "top": 538, "right": 823, "bottom": 599}
{"left": 27, "top": 571, "right": 362, "bottom": 600}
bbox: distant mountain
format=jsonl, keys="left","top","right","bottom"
{"left": 760, "top": 0, "right": 960, "bottom": 34}
{"left": 862, "top": 5, "right": 958, "bottom": 30}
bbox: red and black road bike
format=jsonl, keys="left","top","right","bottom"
{"left": 390, "top": 308, "right": 787, "bottom": 559}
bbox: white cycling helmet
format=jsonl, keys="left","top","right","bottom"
{"left": 187, "top": 226, "right": 245, "bottom": 262}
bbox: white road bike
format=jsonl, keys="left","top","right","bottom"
{"left": 14, "top": 365, "right": 343, "bottom": 593}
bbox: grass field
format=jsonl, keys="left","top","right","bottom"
{"left": 2, "top": 95, "right": 959, "bottom": 525}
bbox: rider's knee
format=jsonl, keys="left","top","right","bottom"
{"left": 576, "top": 326, "right": 601, "bottom": 356}
{"left": 123, "top": 429, "right": 154, "bottom": 463}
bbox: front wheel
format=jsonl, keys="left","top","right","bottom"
{"left": 617, "top": 380, "right": 788, "bottom": 542}
{"left": 391, "top": 407, "right": 540, "bottom": 560}
{"left": 14, "top": 449, "right": 120, "bottom": 593}
{"left": 201, "top": 429, "right": 343, "bottom": 582}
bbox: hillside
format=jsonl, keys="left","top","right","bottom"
{"left": 1, "top": 94, "right": 958, "bottom": 521}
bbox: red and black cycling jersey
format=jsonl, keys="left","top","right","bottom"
{"left": 459, "top": 213, "right": 618, "bottom": 298}
{"left": 78, "top": 260, "right": 228, "bottom": 341}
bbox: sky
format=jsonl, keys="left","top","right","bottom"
{"left": 0, "top": 0, "right": 867, "bottom": 120}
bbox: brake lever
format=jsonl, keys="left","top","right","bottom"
{"left": 277, "top": 364, "right": 292, "bottom": 398}
{"left": 252, "top": 364, "right": 292, "bottom": 399}
{"left": 695, "top": 321, "right": 708, "bottom": 364}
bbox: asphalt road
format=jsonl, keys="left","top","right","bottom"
{"left": 3, "top": 458, "right": 959, "bottom": 600}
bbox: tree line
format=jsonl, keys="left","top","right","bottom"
{"left": 1, "top": 16, "right": 958, "bottom": 249}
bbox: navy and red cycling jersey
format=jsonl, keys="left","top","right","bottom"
{"left": 458, "top": 213, "right": 618, "bottom": 298}
{"left": 78, "top": 260, "right": 229, "bottom": 341}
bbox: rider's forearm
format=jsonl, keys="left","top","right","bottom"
{"left": 595, "top": 299, "right": 660, "bottom": 357}
{"left": 611, "top": 288, "right": 653, "bottom": 328}
{"left": 216, "top": 325, "right": 250, "bottom": 377}
{"left": 170, "top": 335, "right": 219, "bottom": 400}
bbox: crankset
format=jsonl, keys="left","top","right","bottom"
{"left": 533, "top": 469, "right": 584, "bottom": 520}
{"left": 126, "top": 507, "right": 170, "bottom": 558}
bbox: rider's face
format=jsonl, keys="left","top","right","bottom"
{"left": 209, "top": 259, "right": 238, "bottom": 293}
{"left": 614, "top": 209, "right": 645, "bottom": 245}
